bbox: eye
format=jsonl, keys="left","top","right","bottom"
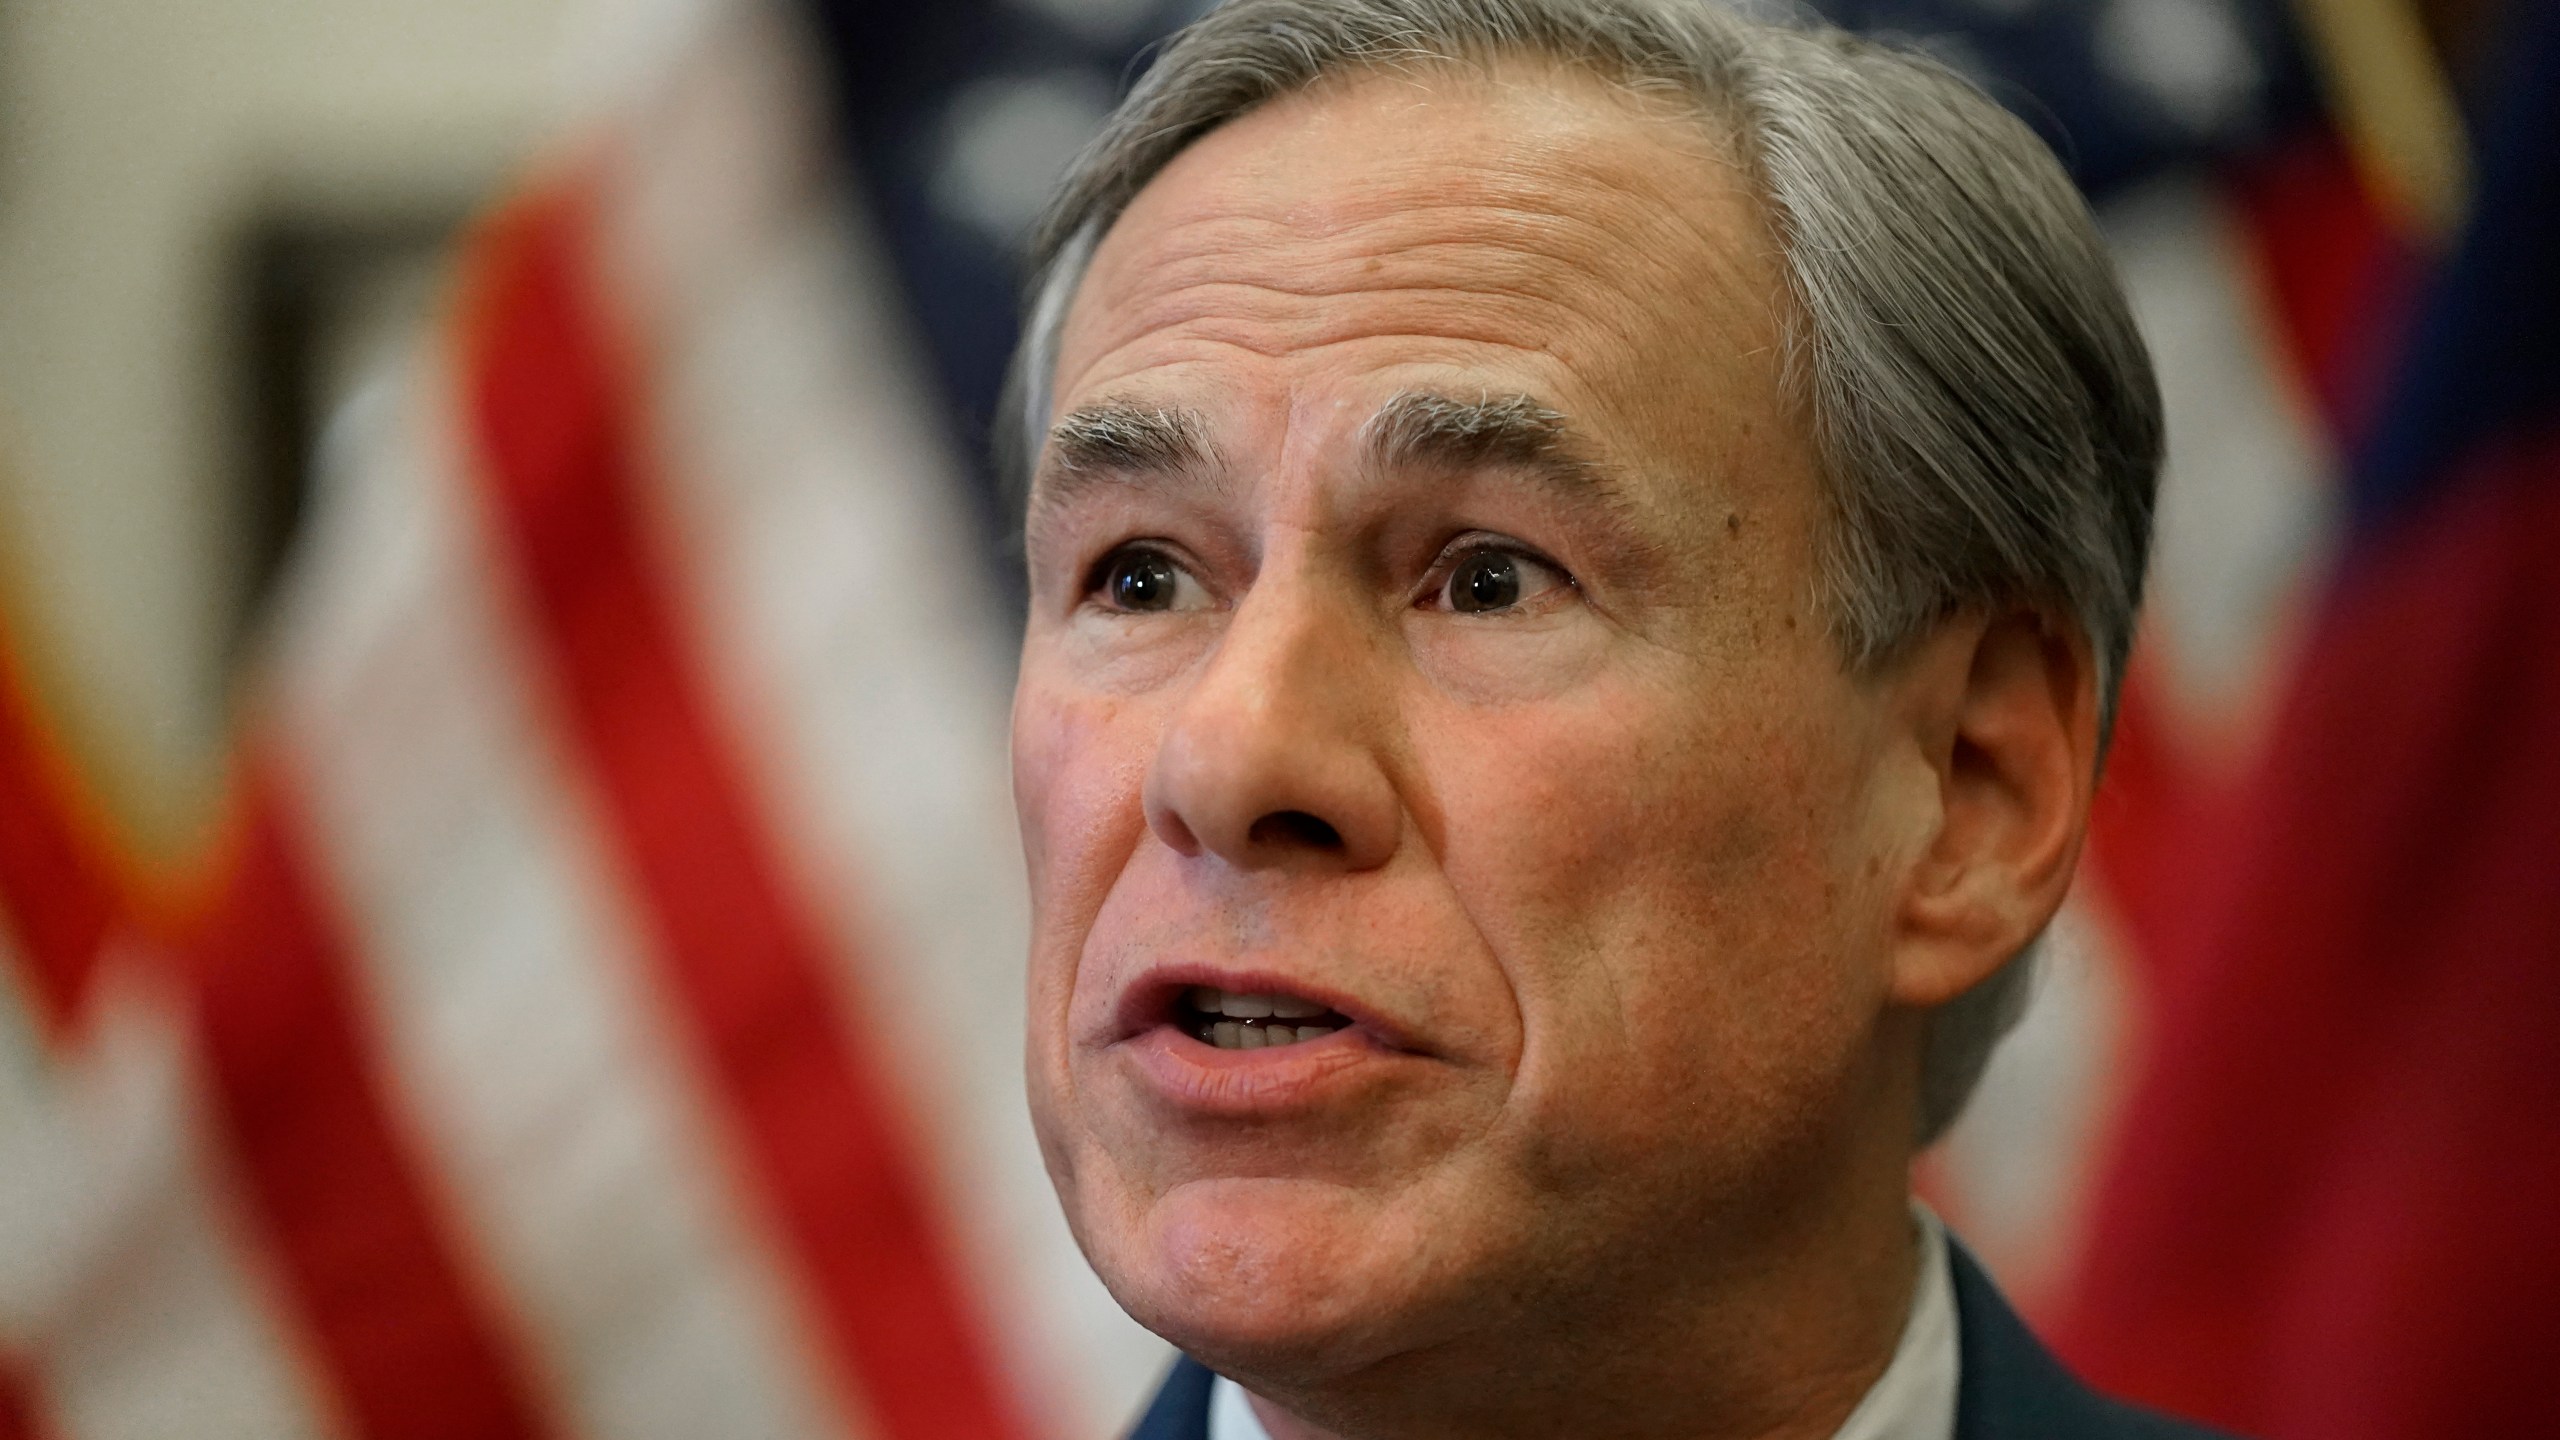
{"left": 1434, "top": 544, "right": 1572, "bottom": 615}
{"left": 1092, "top": 545, "right": 1208, "bottom": 613}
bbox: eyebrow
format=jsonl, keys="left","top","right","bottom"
{"left": 1028, "top": 389, "right": 1630, "bottom": 522}
{"left": 1045, "top": 400, "right": 1218, "bottom": 477}
{"left": 1362, "top": 389, "right": 1615, "bottom": 497}
{"left": 1027, "top": 401, "right": 1227, "bottom": 538}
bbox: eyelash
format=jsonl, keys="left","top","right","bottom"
{"left": 1082, "top": 542, "right": 1201, "bottom": 612}
{"left": 1421, "top": 537, "right": 1576, "bottom": 612}
{"left": 1077, "top": 537, "right": 1577, "bottom": 612}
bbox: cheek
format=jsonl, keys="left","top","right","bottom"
{"left": 1429, "top": 667, "right": 1827, "bottom": 951}
{"left": 1407, "top": 613, "right": 1609, "bottom": 705}
{"left": 1013, "top": 676, "right": 1155, "bottom": 905}
{"left": 1426, "top": 666, "right": 1883, "bottom": 1178}
{"left": 1012, "top": 674, "right": 1161, "bottom": 1051}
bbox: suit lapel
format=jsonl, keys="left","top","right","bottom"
{"left": 1948, "top": 1239, "right": 2156, "bottom": 1439}
{"left": 1127, "top": 1355, "right": 1216, "bottom": 1440}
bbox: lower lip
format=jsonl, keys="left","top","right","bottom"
{"left": 1118, "top": 1022, "right": 1411, "bottom": 1115}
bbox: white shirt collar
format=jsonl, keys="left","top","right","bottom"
{"left": 1207, "top": 1204, "right": 1960, "bottom": 1440}
{"left": 1832, "top": 1204, "right": 1960, "bottom": 1440}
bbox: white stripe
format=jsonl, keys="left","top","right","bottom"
{"left": 1934, "top": 897, "right": 2133, "bottom": 1299}
{"left": 0, "top": 939, "right": 50, "bottom": 1144}
{"left": 265, "top": 359, "right": 850, "bottom": 1440}
{"left": 0, "top": 953, "right": 338, "bottom": 1440}
{"left": 2106, "top": 174, "right": 2336, "bottom": 740}
{"left": 584, "top": 10, "right": 1170, "bottom": 1435}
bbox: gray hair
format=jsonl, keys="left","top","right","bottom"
{"left": 1002, "top": 0, "right": 2160, "bottom": 1144}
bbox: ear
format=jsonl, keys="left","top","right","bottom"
{"left": 1884, "top": 607, "right": 2102, "bottom": 1009}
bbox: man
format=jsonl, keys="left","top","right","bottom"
{"left": 1004, "top": 1, "right": 2224, "bottom": 1436}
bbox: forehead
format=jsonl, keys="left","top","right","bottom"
{"left": 1046, "top": 59, "right": 1806, "bottom": 509}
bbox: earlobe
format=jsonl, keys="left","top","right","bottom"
{"left": 1887, "top": 608, "right": 2100, "bottom": 1009}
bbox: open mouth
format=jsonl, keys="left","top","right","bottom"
{"left": 1178, "top": 985, "right": 1352, "bottom": 1050}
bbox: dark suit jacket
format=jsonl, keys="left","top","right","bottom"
{"left": 1125, "top": 1242, "right": 2237, "bottom": 1439}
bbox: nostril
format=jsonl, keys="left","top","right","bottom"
{"left": 1149, "top": 804, "right": 1203, "bottom": 857}
{"left": 1248, "top": 809, "right": 1342, "bottom": 850}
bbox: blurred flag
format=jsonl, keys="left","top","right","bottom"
{"left": 2049, "top": 1, "right": 2560, "bottom": 1432}
{"left": 1, "top": 0, "right": 1163, "bottom": 1436}
{"left": 3, "top": 603, "right": 302, "bottom": 1440}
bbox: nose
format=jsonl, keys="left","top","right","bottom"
{"left": 1144, "top": 577, "right": 1402, "bottom": 872}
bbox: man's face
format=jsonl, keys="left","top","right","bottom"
{"left": 1014, "top": 65, "right": 1918, "bottom": 1382}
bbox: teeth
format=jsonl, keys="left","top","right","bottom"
{"left": 1187, "top": 988, "right": 1348, "bottom": 1049}
{"left": 1200, "top": 1020, "right": 1342, "bottom": 1050}
{"left": 1190, "top": 986, "right": 1334, "bottom": 1020}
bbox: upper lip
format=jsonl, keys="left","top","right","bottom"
{"left": 1110, "top": 962, "right": 1428, "bottom": 1055}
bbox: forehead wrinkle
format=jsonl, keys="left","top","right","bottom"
{"left": 1061, "top": 183, "right": 1769, "bottom": 405}
{"left": 1060, "top": 229, "right": 1653, "bottom": 398}
{"left": 1078, "top": 287, "right": 1583, "bottom": 375}
{"left": 1141, "top": 185, "right": 1673, "bottom": 271}
{"left": 1093, "top": 199, "right": 1703, "bottom": 327}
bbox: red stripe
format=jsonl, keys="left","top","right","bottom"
{"left": 457, "top": 181, "right": 1031, "bottom": 1440}
{"left": 2083, "top": 134, "right": 2402, "bottom": 996}
{"left": 181, "top": 751, "right": 557, "bottom": 1440}
{"left": 2083, "top": 658, "right": 2229, "bottom": 993}
{"left": 2220, "top": 130, "right": 2420, "bottom": 444}
{"left": 0, "top": 629, "right": 124, "bottom": 1031}
{"left": 0, "top": 1352, "right": 48, "bottom": 1440}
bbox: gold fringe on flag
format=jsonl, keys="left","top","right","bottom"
{"left": 2289, "top": 0, "right": 2473, "bottom": 241}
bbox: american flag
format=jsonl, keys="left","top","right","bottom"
{"left": 0, "top": 1, "right": 1158, "bottom": 1435}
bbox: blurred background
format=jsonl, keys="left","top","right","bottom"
{"left": 0, "top": 0, "right": 2550, "bottom": 1436}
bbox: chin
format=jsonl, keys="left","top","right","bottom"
{"left": 1088, "top": 1173, "right": 1454, "bottom": 1383}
